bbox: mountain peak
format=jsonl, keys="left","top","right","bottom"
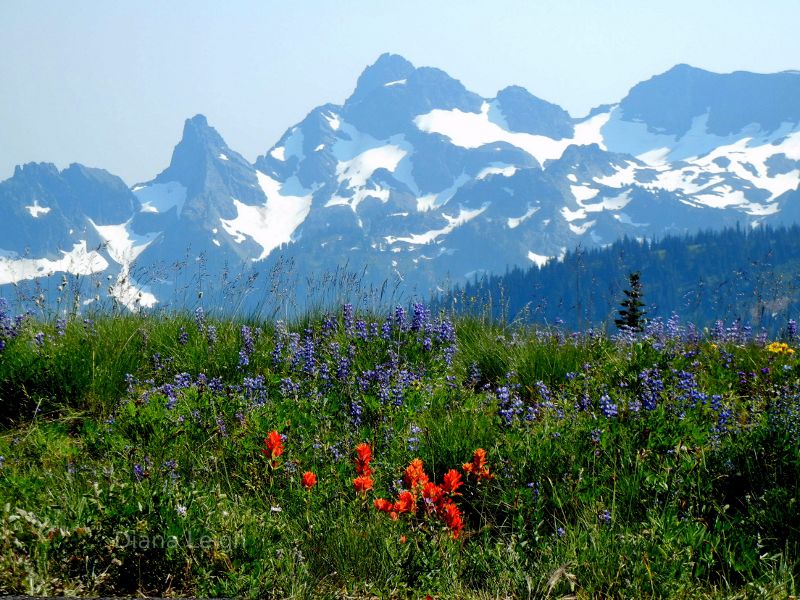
{"left": 151, "top": 114, "right": 231, "bottom": 191}
{"left": 494, "top": 85, "right": 574, "bottom": 139}
{"left": 348, "top": 53, "right": 416, "bottom": 104}
{"left": 620, "top": 64, "right": 800, "bottom": 136}
{"left": 179, "top": 114, "right": 226, "bottom": 150}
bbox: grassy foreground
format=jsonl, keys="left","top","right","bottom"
{"left": 0, "top": 301, "right": 799, "bottom": 598}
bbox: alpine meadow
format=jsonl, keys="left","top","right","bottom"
{"left": 2, "top": 3, "right": 800, "bottom": 598}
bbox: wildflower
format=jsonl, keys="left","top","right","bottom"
{"left": 463, "top": 448, "right": 493, "bottom": 481}
{"left": 767, "top": 341, "right": 795, "bottom": 355}
{"left": 374, "top": 497, "right": 395, "bottom": 519}
{"left": 353, "top": 474, "right": 374, "bottom": 495}
{"left": 438, "top": 501, "right": 464, "bottom": 539}
{"left": 422, "top": 481, "right": 444, "bottom": 505}
{"left": 133, "top": 463, "right": 147, "bottom": 481}
{"left": 599, "top": 509, "right": 612, "bottom": 525}
{"left": 301, "top": 471, "right": 317, "bottom": 490}
{"left": 404, "top": 458, "right": 429, "bottom": 492}
{"left": 33, "top": 332, "right": 45, "bottom": 347}
{"left": 599, "top": 394, "right": 618, "bottom": 419}
{"left": 354, "top": 442, "right": 372, "bottom": 476}
{"left": 262, "top": 430, "right": 284, "bottom": 463}
{"left": 176, "top": 505, "right": 187, "bottom": 517}
{"left": 441, "top": 469, "right": 463, "bottom": 495}
{"left": 393, "top": 490, "right": 416, "bottom": 515}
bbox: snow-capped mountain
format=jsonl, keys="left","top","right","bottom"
{"left": 2, "top": 55, "right": 799, "bottom": 310}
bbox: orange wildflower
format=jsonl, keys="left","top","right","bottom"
{"left": 422, "top": 481, "right": 444, "bottom": 505}
{"left": 301, "top": 471, "right": 317, "bottom": 490}
{"left": 439, "top": 500, "right": 464, "bottom": 539}
{"left": 403, "top": 458, "right": 429, "bottom": 492}
{"left": 353, "top": 474, "right": 374, "bottom": 494}
{"left": 262, "top": 431, "right": 284, "bottom": 463}
{"left": 393, "top": 490, "right": 417, "bottom": 515}
{"left": 374, "top": 497, "right": 397, "bottom": 519}
{"left": 441, "top": 469, "right": 463, "bottom": 495}
{"left": 462, "top": 448, "right": 493, "bottom": 481}
{"left": 354, "top": 442, "right": 373, "bottom": 476}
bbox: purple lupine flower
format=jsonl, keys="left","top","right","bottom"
{"left": 411, "top": 302, "right": 429, "bottom": 332}
{"left": 349, "top": 398, "right": 363, "bottom": 427}
{"left": 343, "top": 303, "right": 354, "bottom": 335}
{"left": 394, "top": 305, "right": 406, "bottom": 330}
{"left": 33, "top": 332, "right": 45, "bottom": 348}
{"left": 381, "top": 316, "right": 393, "bottom": 341}
{"left": 407, "top": 425, "right": 421, "bottom": 452}
{"left": 599, "top": 510, "right": 612, "bottom": 525}
{"left": 194, "top": 306, "right": 206, "bottom": 331}
{"left": 599, "top": 394, "right": 618, "bottom": 419}
{"left": 238, "top": 325, "right": 255, "bottom": 368}
{"left": 55, "top": 318, "right": 66, "bottom": 337}
{"left": 322, "top": 312, "right": 337, "bottom": 334}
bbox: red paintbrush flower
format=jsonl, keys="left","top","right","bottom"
{"left": 301, "top": 471, "right": 317, "bottom": 490}
{"left": 262, "top": 430, "right": 284, "bottom": 463}
{"left": 462, "top": 448, "right": 492, "bottom": 481}
{"left": 441, "top": 469, "right": 463, "bottom": 495}
{"left": 393, "top": 490, "right": 417, "bottom": 515}
{"left": 422, "top": 481, "right": 444, "bottom": 505}
{"left": 439, "top": 500, "right": 464, "bottom": 539}
{"left": 353, "top": 474, "right": 374, "bottom": 495}
{"left": 403, "top": 458, "right": 429, "bottom": 492}
{"left": 354, "top": 442, "right": 373, "bottom": 476}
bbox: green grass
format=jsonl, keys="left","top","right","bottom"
{"left": 0, "top": 305, "right": 799, "bottom": 598}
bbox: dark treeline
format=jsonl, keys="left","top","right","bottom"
{"left": 439, "top": 224, "right": 800, "bottom": 333}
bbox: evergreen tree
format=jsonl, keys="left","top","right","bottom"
{"left": 615, "top": 272, "right": 646, "bottom": 331}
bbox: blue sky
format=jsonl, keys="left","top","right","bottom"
{"left": 2, "top": 0, "right": 799, "bottom": 183}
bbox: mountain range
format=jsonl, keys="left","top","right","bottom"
{"left": 2, "top": 54, "right": 799, "bottom": 312}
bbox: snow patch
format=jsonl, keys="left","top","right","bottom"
{"left": 134, "top": 181, "right": 187, "bottom": 215}
{"left": 26, "top": 200, "right": 51, "bottom": 218}
{"left": 384, "top": 79, "right": 407, "bottom": 87}
{"left": 335, "top": 144, "right": 407, "bottom": 189}
{"left": 220, "top": 171, "right": 312, "bottom": 260}
{"left": 527, "top": 251, "right": 551, "bottom": 267}
{"left": 90, "top": 219, "right": 159, "bottom": 311}
{"left": 323, "top": 111, "right": 341, "bottom": 131}
{"left": 508, "top": 206, "right": 539, "bottom": 229}
{"left": 91, "top": 220, "right": 156, "bottom": 265}
{"left": 570, "top": 185, "right": 600, "bottom": 202}
{"left": 218, "top": 153, "right": 229, "bottom": 161}
{"left": 0, "top": 241, "right": 109, "bottom": 286}
{"left": 415, "top": 103, "right": 609, "bottom": 165}
{"left": 569, "top": 220, "right": 596, "bottom": 235}
{"left": 476, "top": 164, "right": 518, "bottom": 180}
{"left": 385, "top": 205, "right": 488, "bottom": 245}
{"left": 415, "top": 173, "right": 470, "bottom": 212}
{"left": 270, "top": 146, "right": 286, "bottom": 161}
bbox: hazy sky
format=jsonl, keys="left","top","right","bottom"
{"left": 2, "top": 0, "right": 799, "bottom": 184}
